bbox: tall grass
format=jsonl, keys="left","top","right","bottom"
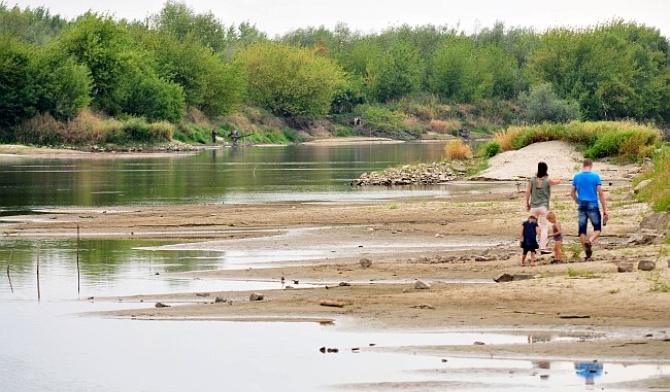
{"left": 445, "top": 139, "right": 473, "bottom": 160}
{"left": 12, "top": 110, "right": 174, "bottom": 146}
{"left": 636, "top": 147, "right": 670, "bottom": 212}
{"left": 494, "top": 121, "right": 660, "bottom": 161}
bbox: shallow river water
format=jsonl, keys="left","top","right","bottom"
{"left": 1, "top": 144, "right": 669, "bottom": 391}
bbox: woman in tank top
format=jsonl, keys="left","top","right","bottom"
{"left": 525, "top": 162, "right": 561, "bottom": 253}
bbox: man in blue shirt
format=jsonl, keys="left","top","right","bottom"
{"left": 571, "top": 159, "right": 609, "bottom": 260}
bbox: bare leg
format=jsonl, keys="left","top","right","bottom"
{"left": 589, "top": 230, "right": 601, "bottom": 244}
{"left": 554, "top": 241, "right": 563, "bottom": 261}
{"left": 520, "top": 253, "right": 527, "bottom": 266}
{"left": 530, "top": 251, "right": 536, "bottom": 266}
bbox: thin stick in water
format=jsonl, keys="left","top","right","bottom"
{"left": 76, "top": 224, "right": 81, "bottom": 295}
{"left": 36, "top": 243, "right": 41, "bottom": 302}
{"left": 6, "top": 250, "right": 13, "bottom": 293}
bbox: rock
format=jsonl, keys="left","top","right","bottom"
{"left": 327, "top": 348, "right": 339, "bottom": 353}
{"left": 249, "top": 293, "right": 264, "bottom": 301}
{"left": 155, "top": 302, "right": 170, "bottom": 308}
{"left": 617, "top": 262, "right": 634, "bottom": 273}
{"left": 638, "top": 260, "right": 656, "bottom": 271}
{"left": 494, "top": 273, "right": 514, "bottom": 283}
{"left": 319, "top": 347, "right": 326, "bottom": 353}
{"left": 359, "top": 258, "right": 372, "bottom": 269}
{"left": 410, "top": 304, "right": 435, "bottom": 310}
{"left": 494, "top": 273, "right": 534, "bottom": 283}
{"left": 452, "top": 162, "right": 467, "bottom": 172}
{"left": 414, "top": 279, "right": 431, "bottom": 289}
{"left": 475, "top": 255, "right": 496, "bottom": 262}
{"left": 196, "top": 292, "right": 210, "bottom": 297}
{"left": 338, "top": 282, "right": 351, "bottom": 287}
{"left": 629, "top": 213, "right": 670, "bottom": 245}
{"left": 474, "top": 341, "right": 486, "bottom": 346}
{"left": 634, "top": 179, "right": 653, "bottom": 194}
{"left": 320, "top": 300, "right": 346, "bottom": 308}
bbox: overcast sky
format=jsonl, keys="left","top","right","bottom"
{"left": 8, "top": 0, "right": 670, "bottom": 37}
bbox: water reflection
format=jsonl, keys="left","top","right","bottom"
{"left": 0, "top": 143, "right": 451, "bottom": 208}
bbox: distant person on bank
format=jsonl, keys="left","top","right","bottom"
{"left": 525, "top": 162, "right": 561, "bottom": 254}
{"left": 571, "top": 158, "right": 608, "bottom": 260}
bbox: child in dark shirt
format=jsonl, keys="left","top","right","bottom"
{"left": 520, "top": 215, "right": 539, "bottom": 267}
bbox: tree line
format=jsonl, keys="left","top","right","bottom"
{"left": 1, "top": 1, "right": 669, "bottom": 140}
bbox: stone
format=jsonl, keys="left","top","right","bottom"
{"left": 249, "top": 293, "right": 264, "bottom": 301}
{"left": 617, "top": 262, "right": 634, "bottom": 273}
{"left": 629, "top": 213, "right": 670, "bottom": 245}
{"left": 359, "top": 258, "right": 372, "bottom": 269}
{"left": 196, "top": 292, "right": 210, "bottom": 297}
{"left": 414, "top": 279, "right": 431, "bottom": 289}
{"left": 638, "top": 260, "right": 656, "bottom": 272}
{"left": 452, "top": 162, "right": 467, "bottom": 172}
{"left": 634, "top": 179, "right": 653, "bottom": 194}
{"left": 214, "top": 296, "right": 226, "bottom": 303}
{"left": 474, "top": 341, "right": 486, "bottom": 346}
{"left": 475, "top": 255, "right": 496, "bottom": 262}
{"left": 494, "top": 273, "right": 514, "bottom": 283}
{"left": 495, "top": 273, "right": 533, "bottom": 282}
{"left": 320, "top": 300, "right": 346, "bottom": 308}
{"left": 338, "top": 282, "right": 351, "bottom": 287}
{"left": 155, "top": 302, "right": 170, "bottom": 308}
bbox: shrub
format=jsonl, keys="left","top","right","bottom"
{"left": 482, "top": 141, "right": 501, "bottom": 158}
{"left": 445, "top": 139, "right": 473, "bottom": 160}
{"left": 427, "top": 119, "right": 461, "bottom": 134}
{"left": 518, "top": 83, "right": 580, "bottom": 124}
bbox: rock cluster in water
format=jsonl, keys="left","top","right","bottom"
{"left": 350, "top": 162, "right": 468, "bottom": 186}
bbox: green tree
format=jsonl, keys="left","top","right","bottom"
{"left": 238, "top": 42, "right": 344, "bottom": 117}
{"left": 0, "top": 36, "right": 38, "bottom": 128}
{"left": 372, "top": 40, "right": 423, "bottom": 102}
{"left": 151, "top": 1, "right": 226, "bottom": 52}
{"left": 518, "top": 83, "right": 580, "bottom": 124}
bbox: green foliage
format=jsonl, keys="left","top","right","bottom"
{"left": 518, "top": 83, "right": 579, "bottom": 124}
{"left": 529, "top": 21, "right": 670, "bottom": 124}
{"left": 0, "top": 4, "right": 67, "bottom": 44}
{"left": 238, "top": 42, "right": 345, "bottom": 117}
{"left": 482, "top": 141, "right": 501, "bottom": 158}
{"left": 151, "top": 1, "right": 226, "bottom": 52}
{"left": 637, "top": 147, "right": 670, "bottom": 212}
{"left": 372, "top": 40, "right": 424, "bottom": 102}
{"left": 0, "top": 36, "right": 39, "bottom": 128}
{"left": 357, "top": 104, "right": 404, "bottom": 131}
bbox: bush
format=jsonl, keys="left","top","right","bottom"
{"left": 518, "top": 83, "right": 580, "bottom": 124}
{"left": 482, "top": 141, "right": 501, "bottom": 158}
{"left": 445, "top": 139, "right": 473, "bottom": 160}
{"left": 427, "top": 119, "right": 461, "bottom": 134}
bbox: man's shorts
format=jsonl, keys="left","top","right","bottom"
{"left": 578, "top": 201, "right": 602, "bottom": 235}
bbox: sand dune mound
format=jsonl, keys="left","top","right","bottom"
{"left": 477, "top": 141, "right": 638, "bottom": 181}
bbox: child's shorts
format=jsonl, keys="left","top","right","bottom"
{"left": 522, "top": 245, "right": 538, "bottom": 255}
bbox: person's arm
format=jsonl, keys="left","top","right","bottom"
{"left": 597, "top": 185, "right": 608, "bottom": 217}
{"left": 549, "top": 177, "right": 561, "bottom": 185}
{"left": 570, "top": 185, "right": 578, "bottom": 204}
{"left": 520, "top": 226, "right": 524, "bottom": 243}
{"left": 525, "top": 181, "right": 532, "bottom": 211}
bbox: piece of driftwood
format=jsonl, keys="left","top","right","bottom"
{"left": 319, "top": 300, "right": 346, "bottom": 308}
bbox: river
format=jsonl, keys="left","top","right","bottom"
{"left": 1, "top": 143, "right": 669, "bottom": 391}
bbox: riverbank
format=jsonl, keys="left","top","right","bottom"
{"left": 3, "top": 176, "right": 670, "bottom": 364}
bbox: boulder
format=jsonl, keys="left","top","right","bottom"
{"left": 359, "top": 258, "right": 373, "bottom": 269}
{"left": 475, "top": 255, "right": 496, "bottom": 262}
{"left": 638, "top": 260, "right": 656, "bottom": 272}
{"left": 155, "top": 302, "right": 170, "bottom": 308}
{"left": 617, "top": 262, "right": 634, "bottom": 273}
{"left": 495, "top": 273, "right": 534, "bottom": 283}
{"left": 629, "top": 213, "right": 670, "bottom": 245}
{"left": 414, "top": 279, "right": 431, "bottom": 289}
{"left": 249, "top": 293, "right": 264, "bottom": 301}
{"left": 633, "top": 179, "right": 653, "bottom": 194}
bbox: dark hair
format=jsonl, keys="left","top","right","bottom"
{"left": 583, "top": 158, "right": 593, "bottom": 167}
{"left": 537, "top": 162, "right": 548, "bottom": 178}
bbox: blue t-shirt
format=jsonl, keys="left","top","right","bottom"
{"left": 522, "top": 220, "right": 538, "bottom": 246}
{"left": 572, "top": 171, "right": 602, "bottom": 204}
